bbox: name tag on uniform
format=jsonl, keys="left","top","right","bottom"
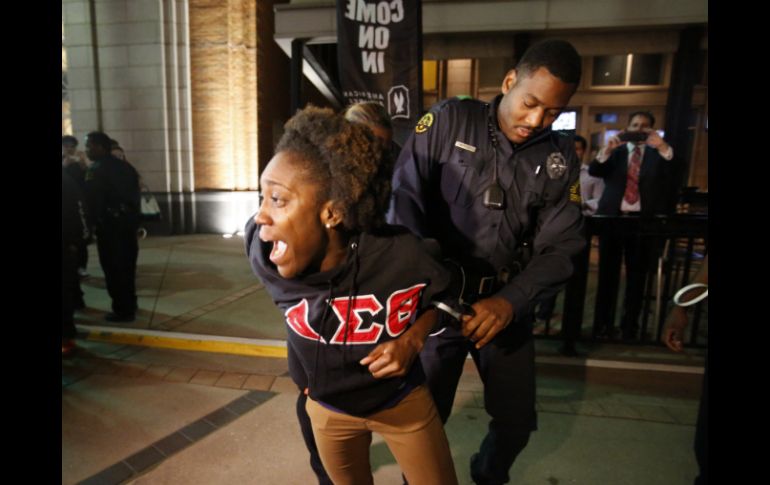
{"left": 454, "top": 141, "right": 476, "bottom": 153}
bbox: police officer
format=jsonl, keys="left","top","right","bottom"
{"left": 388, "top": 39, "right": 585, "bottom": 485}
{"left": 84, "top": 131, "right": 141, "bottom": 322}
{"left": 63, "top": 134, "right": 92, "bottom": 282}
{"left": 62, "top": 167, "right": 90, "bottom": 356}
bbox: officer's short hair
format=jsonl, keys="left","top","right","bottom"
{"left": 85, "top": 131, "right": 112, "bottom": 151}
{"left": 574, "top": 135, "right": 587, "bottom": 150}
{"left": 628, "top": 111, "right": 655, "bottom": 127}
{"left": 516, "top": 39, "right": 582, "bottom": 85}
{"left": 62, "top": 135, "right": 78, "bottom": 147}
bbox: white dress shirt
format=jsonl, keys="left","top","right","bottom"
{"left": 595, "top": 142, "right": 674, "bottom": 213}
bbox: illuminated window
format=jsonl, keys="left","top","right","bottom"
{"left": 422, "top": 60, "right": 439, "bottom": 110}
{"left": 552, "top": 111, "right": 576, "bottom": 131}
{"left": 423, "top": 60, "right": 438, "bottom": 92}
{"left": 592, "top": 54, "right": 664, "bottom": 87}
{"left": 592, "top": 55, "right": 627, "bottom": 86}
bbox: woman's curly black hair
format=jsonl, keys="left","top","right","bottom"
{"left": 275, "top": 105, "right": 394, "bottom": 233}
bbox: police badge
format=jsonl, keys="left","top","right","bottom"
{"left": 545, "top": 152, "right": 567, "bottom": 179}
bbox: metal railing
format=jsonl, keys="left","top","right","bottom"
{"left": 539, "top": 214, "right": 708, "bottom": 348}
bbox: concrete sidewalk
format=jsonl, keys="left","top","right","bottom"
{"left": 63, "top": 235, "right": 705, "bottom": 484}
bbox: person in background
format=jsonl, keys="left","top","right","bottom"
{"left": 63, "top": 135, "right": 91, "bottom": 281}
{"left": 62, "top": 167, "right": 90, "bottom": 356}
{"left": 534, "top": 134, "right": 605, "bottom": 329}
{"left": 343, "top": 101, "right": 401, "bottom": 159}
{"left": 662, "top": 255, "right": 708, "bottom": 485}
{"left": 549, "top": 134, "right": 607, "bottom": 356}
{"left": 575, "top": 135, "right": 604, "bottom": 216}
{"left": 62, "top": 135, "right": 89, "bottom": 184}
{"left": 589, "top": 111, "right": 680, "bottom": 340}
{"left": 84, "top": 131, "right": 141, "bottom": 323}
{"left": 110, "top": 138, "right": 128, "bottom": 162}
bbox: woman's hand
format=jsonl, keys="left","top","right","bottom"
{"left": 359, "top": 336, "right": 422, "bottom": 379}
{"left": 359, "top": 308, "right": 438, "bottom": 379}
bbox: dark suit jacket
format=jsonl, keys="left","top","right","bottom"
{"left": 588, "top": 144, "right": 680, "bottom": 217}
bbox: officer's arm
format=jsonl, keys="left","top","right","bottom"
{"left": 496, "top": 149, "right": 587, "bottom": 319}
{"left": 387, "top": 112, "right": 443, "bottom": 237}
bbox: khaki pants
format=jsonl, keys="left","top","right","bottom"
{"left": 306, "top": 385, "right": 458, "bottom": 485}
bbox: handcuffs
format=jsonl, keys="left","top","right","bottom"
{"left": 672, "top": 283, "right": 708, "bottom": 307}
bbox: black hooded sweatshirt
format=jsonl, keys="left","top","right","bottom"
{"left": 245, "top": 219, "right": 451, "bottom": 416}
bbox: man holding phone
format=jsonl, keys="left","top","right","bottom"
{"left": 588, "top": 111, "right": 681, "bottom": 340}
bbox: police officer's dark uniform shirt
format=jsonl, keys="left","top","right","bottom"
{"left": 85, "top": 154, "right": 141, "bottom": 316}
{"left": 85, "top": 154, "right": 140, "bottom": 229}
{"left": 245, "top": 220, "right": 452, "bottom": 417}
{"left": 388, "top": 95, "right": 585, "bottom": 321}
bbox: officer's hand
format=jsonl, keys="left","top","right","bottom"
{"left": 360, "top": 336, "right": 421, "bottom": 379}
{"left": 461, "top": 297, "right": 514, "bottom": 349}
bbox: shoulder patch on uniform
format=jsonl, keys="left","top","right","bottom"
{"left": 415, "top": 113, "right": 434, "bottom": 134}
{"left": 569, "top": 179, "right": 582, "bottom": 204}
{"left": 545, "top": 152, "right": 567, "bottom": 179}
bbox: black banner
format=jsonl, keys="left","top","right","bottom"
{"left": 336, "top": 0, "right": 422, "bottom": 144}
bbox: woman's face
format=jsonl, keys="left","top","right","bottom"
{"left": 255, "top": 151, "right": 330, "bottom": 279}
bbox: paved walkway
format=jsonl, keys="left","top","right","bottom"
{"left": 63, "top": 235, "right": 706, "bottom": 484}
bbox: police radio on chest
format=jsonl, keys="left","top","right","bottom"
{"left": 483, "top": 118, "right": 505, "bottom": 210}
{"left": 483, "top": 180, "right": 505, "bottom": 209}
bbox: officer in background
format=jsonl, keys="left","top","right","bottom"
{"left": 63, "top": 134, "right": 92, "bottom": 282}
{"left": 84, "top": 131, "right": 141, "bottom": 322}
{"left": 343, "top": 101, "right": 402, "bottom": 160}
{"left": 388, "top": 39, "right": 585, "bottom": 484}
{"left": 662, "top": 255, "right": 708, "bottom": 485}
{"left": 62, "top": 167, "right": 90, "bottom": 356}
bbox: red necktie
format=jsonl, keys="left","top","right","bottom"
{"left": 623, "top": 146, "right": 641, "bottom": 205}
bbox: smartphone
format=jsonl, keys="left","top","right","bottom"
{"left": 618, "top": 131, "right": 648, "bottom": 143}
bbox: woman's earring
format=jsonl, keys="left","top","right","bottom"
{"left": 325, "top": 223, "right": 331, "bottom": 229}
